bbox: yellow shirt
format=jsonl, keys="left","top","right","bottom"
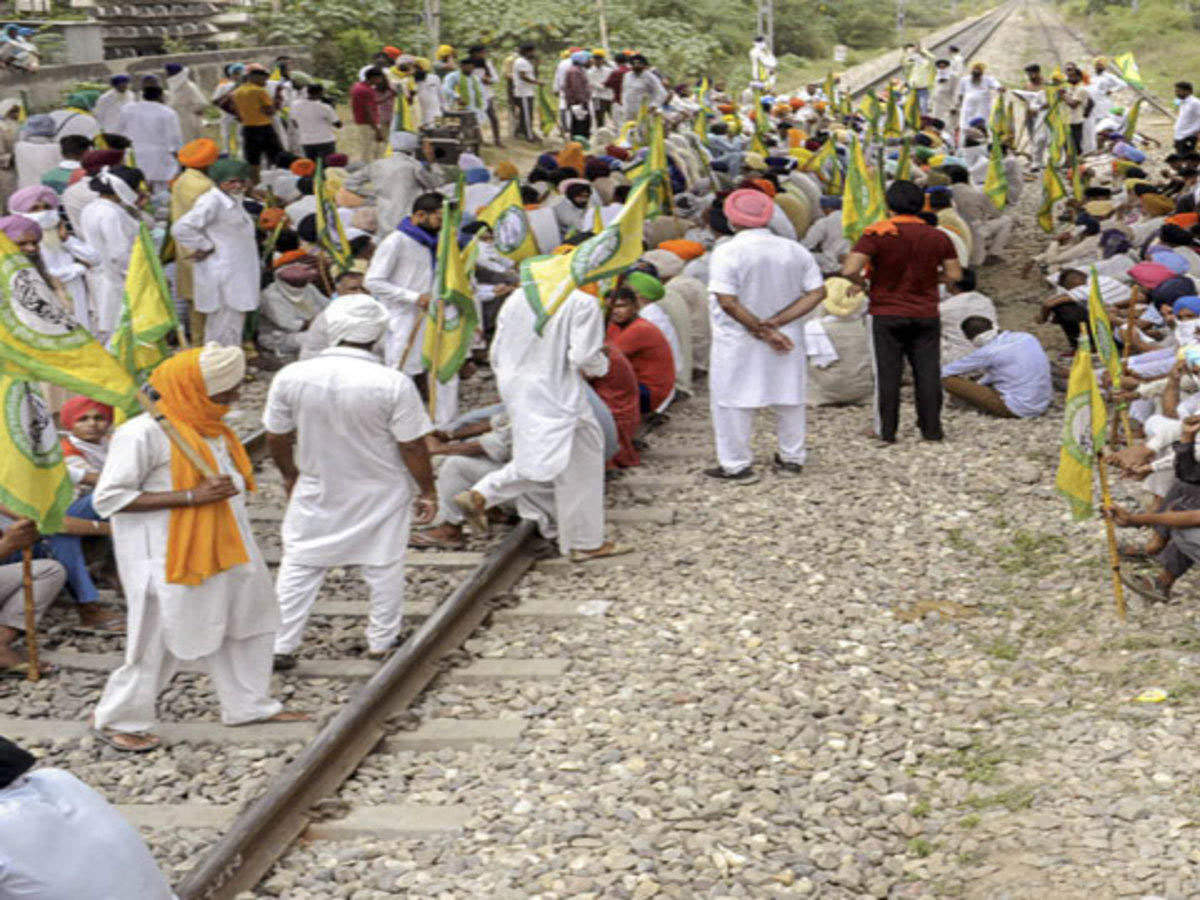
{"left": 231, "top": 84, "right": 274, "bottom": 127}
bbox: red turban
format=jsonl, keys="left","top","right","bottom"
{"left": 324, "top": 153, "right": 348, "bottom": 168}
{"left": 605, "top": 144, "right": 630, "bottom": 161}
{"left": 81, "top": 149, "right": 124, "bottom": 175}
{"left": 382, "top": 46, "right": 402, "bottom": 60}
{"left": 723, "top": 189, "right": 774, "bottom": 229}
{"left": 60, "top": 396, "right": 113, "bottom": 429}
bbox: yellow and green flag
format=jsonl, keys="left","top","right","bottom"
{"left": 624, "top": 114, "right": 672, "bottom": 215}
{"left": 882, "top": 85, "right": 902, "bottom": 138}
{"left": 421, "top": 198, "right": 478, "bottom": 383}
{"left": 1087, "top": 267, "right": 1121, "bottom": 386}
{"left": 1123, "top": 97, "right": 1142, "bottom": 141}
{"left": 474, "top": 179, "right": 539, "bottom": 262}
{"left": 0, "top": 233, "right": 137, "bottom": 411}
{"left": 519, "top": 176, "right": 649, "bottom": 334}
{"left": 895, "top": 139, "right": 912, "bottom": 182}
{"left": 1037, "top": 164, "right": 1067, "bottom": 232}
{"left": 1112, "top": 52, "right": 1144, "bottom": 90}
{"left": 860, "top": 92, "right": 881, "bottom": 139}
{"left": 107, "top": 224, "right": 177, "bottom": 383}
{"left": 537, "top": 83, "right": 558, "bottom": 136}
{"left": 314, "top": 160, "right": 352, "bottom": 272}
{"left": 1055, "top": 333, "right": 1108, "bottom": 519}
{"left": 841, "top": 134, "right": 884, "bottom": 241}
{"left": 983, "top": 135, "right": 1008, "bottom": 210}
{"left": 904, "top": 87, "right": 921, "bottom": 132}
{"left": 0, "top": 371, "right": 74, "bottom": 534}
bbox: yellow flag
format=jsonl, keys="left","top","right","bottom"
{"left": 1087, "top": 267, "right": 1121, "bottom": 385}
{"left": 107, "top": 224, "right": 177, "bottom": 382}
{"left": 0, "top": 233, "right": 137, "bottom": 411}
{"left": 1038, "top": 165, "right": 1066, "bottom": 233}
{"left": 882, "top": 85, "right": 902, "bottom": 138}
{"left": 983, "top": 135, "right": 1008, "bottom": 210}
{"left": 0, "top": 371, "right": 74, "bottom": 533}
{"left": 841, "top": 135, "right": 883, "bottom": 241}
{"left": 474, "top": 179, "right": 538, "bottom": 262}
{"left": 520, "top": 177, "right": 649, "bottom": 333}
{"left": 1055, "top": 334, "right": 1107, "bottom": 520}
{"left": 1112, "top": 52, "right": 1144, "bottom": 90}
{"left": 421, "top": 198, "right": 478, "bottom": 383}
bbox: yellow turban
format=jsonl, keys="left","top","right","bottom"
{"left": 436, "top": 44, "right": 454, "bottom": 59}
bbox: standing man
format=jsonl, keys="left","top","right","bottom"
{"left": 91, "top": 346, "right": 302, "bottom": 753}
{"left": 229, "top": 64, "right": 280, "bottom": 179}
{"left": 840, "top": 180, "right": 963, "bottom": 444}
{"left": 704, "top": 188, "right": 826, "bottom": 482}
{"left": 956, "top": 61, "right": 1000, "bottom": 137}
{"left": 264, "top": 294, "right": 436, "bottom": 667}
{"left": 93, "top": 74, "right": 133, "bottom": 134}
{"left": 165, "top": 63, "right": 209, "bottom": 143}
{"left": 562, "top": 50, "right": 593, "bottom": 140}
{"left": 469, "top": 44, "right": 504, "bottom": 147}
{"left": 588, "top": 49, "right": 615, "bottom": 127}
{"left": 1174, "top": 81, "right": 1200, "bottom": 156}
{"left": 1061, "top": 64, "right": 1089, "bottom": 156}
{"left": 170, "top": 138, "right": 219, "bottom": 341}
{"left": 171, "top": 157, "right": 259, "bottom": 347}
{"left": 116, "top": 84, "right": 182, "bottom": 193}
{"left": 348, "top": 68, "right": 387, "bottom": 163}
{"left": 930, "top": 58, "right": 957, "bottom": 126}
{"left": 904, "top": 42, "right": 936, "bottom": 113}
{"left": 511, "top": 43, "right": 541, "bottom": 142}
{"left": 1011, "top": 64, "right": 1049, "bottom": 169}
{"left": 620, "top": 54, "right": 668, "bottom": 123}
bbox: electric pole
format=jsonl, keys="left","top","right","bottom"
{"left": 756, "top": 0, "right": 774, "bottom": 53}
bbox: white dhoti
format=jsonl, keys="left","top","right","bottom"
{"left": 94, "top": 584, "right": 280, "bottom": 732}
{"left": 475, "top": 417, "right": 604, "bottom": 554}
{"left": 203, "top": 307, "right": 245, "bottom": 347}
{"left": 971, "top": 216, "right": 1014, "bottom": 266}
{"left": 274, "top": 556, "right": 408, "bottom": 654}
{"left": 711, "top": 397, "right": 807, "bottom": 472}
{"left": 436, "top": 456, "right": 503, "bottom": 523}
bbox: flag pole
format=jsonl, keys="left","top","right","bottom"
{"left": 1118, "top": 293, "right": 1135, "bottom": 445}
{"left": 136, "top": 388, "right": 219, "bottom": 478}
{"left": 397, "top": 314, "right": 423, "bottom": 370}
{"left": 1096, "top": 450, "right": 1127, "bottom": 621}
{"left": 21, "top": 548, "right": 39, "bottom": 682}
{"left": 427, "top": 300, "right": 445, "bottom": 422}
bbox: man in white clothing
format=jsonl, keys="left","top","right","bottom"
{"left": 92, "top": 345, "right": 300, "bottom": 753}
{"left": 620, "top": 54, "right": 668, "bottom": 122}
{"left": 165, "top": 63, "right": 209, "bottom": 143}
{"left": 92, "top": 74, "right": 133, "bottom": 134}
{"left": 264, "top": 294, "right": 437, "bottom": 667}
{"left": 171, "top": 157, "right": 260, "bottom": 346}
{"left": 1174, "top": 81, "right": 1200, "bottom": 155}
{"left": 116, "top": 84, "right": 183, "bottom": 192}
{"left": 343, "top": 132, "right": 439, "bottom": 233}
{"left": 802, "top": 195, "right": 851, "bottom": 273}
{"left": 956, "top": 62, "right": 1001, "bottom": 136}
{"left": 78, "top": 165, "right": 144, "bottom": 342}
{"left": 455, "top": 282, "right": 628, "bottom": 561}
{"left": 939, "top": 269, "right": 997, "bottom": 364}
{"left": 706, "top": 188, "right": 826, "bottom": 482}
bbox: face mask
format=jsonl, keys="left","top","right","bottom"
{"left": 419, "top": 223, "right": 439, "bottom": 236}
{"left": 972, "top": 328, "right": 998, "bottom": 347}
{"left": 226, "top": 190, "right": 246, "bottom": 201}
{"left": 26, "top": 210, "right": 58, "bottom": 230}
{"left": 1177, "top": 320, "right": 1199, "bottom": 344}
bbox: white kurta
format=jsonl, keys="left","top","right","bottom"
{"left": 13, "top": 138, "right": 60, "bottom": 189}
{"left": 343, "top": 155, "right": 440, "bottom": 234}
{"left": 707, "top": 227, "right": 824, "bottom": 408}
{"left": 117, "top": 100, "right": 183, "bottom": 185}
{"left": 957, "top": 75, "right": 1000, "bottom": 131}
{"left": 93, "top": 87, "right": 133, "bottom": 133}
{"left": 77, "top": 198, "right": 138, "bottom": 338}
{"left": 490, "top": 287, "right": 608, "bottom": 481}
{"left": 365, "top": 228, "right": 435, "bottom": 375}
{"left": 171, "top": 186, "right": 260, "bottom": 314}
{"left": 167, "top": 70, "right": 210, "bottom": 143}
{"left": 0, "top": 769, "right": 173, "bottom": 899}
{"left": 262, "top": 347, "right": 433, "bottom": 566}
{"left": 91, "top": 413, "right": 279, "bottom": 660}
{"left": 49, "top": 108, "right": 99, "bottom": 140}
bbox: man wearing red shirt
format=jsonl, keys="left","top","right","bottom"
{"left": 605, "top": 287, "right": 675, "bottom": 414}
{"left": 604, "top": 53, "right": 631, "bottom": 107}
{"left": 841, "top": 180, "right": 963, "bottom": 443}
{"left": 348, "top": 68, "right": 387, "bottom": 163}
{"left": 590, "top": 343, "right": 641, "bottom": 468}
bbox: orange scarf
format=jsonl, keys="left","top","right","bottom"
{"left": 862, "top": 214, "right": 927, "bottom": 238}
{"left": 149, "top": 349, "right": 255, "bottom": 586}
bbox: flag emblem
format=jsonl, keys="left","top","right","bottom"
{"left": 3, "top": 379, "right": 59, "bottom": 467}
{"left": 5, "top": 265, "right": 78, "bottom": 342}
{"left": 571, "top": 227, "right": 621, "bottom": 281}
{"left": 494, "top": 207, "right": 531, "bottom": 255}
{"left": 1062, "top": 390, "right": 1098, "bottom": 464}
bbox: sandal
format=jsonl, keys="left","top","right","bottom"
{"left": 1120, "top": 573, "right": 1173, "bottom": 605}
{"left": 0, "top": 660, "right": 58, "bottom": 679}
{"left": 94, "top": 728, "right": 162, "bottom": 753}
{"left": 74, "top": 606, "right": 126, "bottom": 634}
{"left": 569, "top": 541, "right": 634, "bottom": 563}
{"left": 230, "top": 709, "right": 312, "bottom": 726}
{"left": 409, "top": 530, "right": 465, "bottom": 550}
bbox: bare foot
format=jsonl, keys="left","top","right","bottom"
{"left": 76, "top": 603, "right": 126, "bottom": 633}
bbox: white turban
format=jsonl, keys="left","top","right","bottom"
{"left": 390, "top": 131, "right": 420, "bottom": 154}
{"left": 198, "top": 342, "right": 245, "bottom": 395}
{"left": 93, "top": 166, "right": 139, "bottom": 207}
{"left": 324, "top": 293, "right": 389, "bottom": 345}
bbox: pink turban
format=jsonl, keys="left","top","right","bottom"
{"left": 723, "top": 188, "right": 774, "bottom": 230}
{"left": 7, "top": 185, "right": 59, "bottom": 213}
{"left": 0, "top": 215, "right": 42, "bottom": 243}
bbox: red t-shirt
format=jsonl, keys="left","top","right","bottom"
{"left": 607, "top": 318, "right": 675, "bottom": 410}
{"left": 589, "top": 345, "right": 641, "bottom": 468}
{"left": 349, "top": 82, "right": 378, "bottom": 126}
{"left": 852, "top": 221, "right": 955, "bottom": 318}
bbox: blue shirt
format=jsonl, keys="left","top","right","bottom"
{"left": 941, "top": 330, "right": 1052, "bottom": 418}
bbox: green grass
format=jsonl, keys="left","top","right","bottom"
{"left": 962, "top": 784, "right": 1038, "bottom": 813}
{"left": 985, "top": 640, "right": 1020, "bottom": 662}
{"left": 912, "top": 798, "right": 932, "bottom": 818}
{"left": 908, "top": 837, "right": 935, "bottom": 858}
{"left": 960, "top": 813, "right": 981, "bottom": 829}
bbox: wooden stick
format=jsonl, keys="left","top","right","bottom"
{"left": 1118, "top": 292, "right": 1134, "bottom": 445}
{"left": 175, "top": 324, "right": 190, "bottom": 350}
{"left": 136, "top": 388, "right": 218, "bottom": 478}
{"left": 21, "top": 548, "right": 38, "bottom": 682}
{"left": 397, "top": 313, "right": 424, "bottom": 371}
{"left": 1096, "top": 450, "right": 1127, "bottom": 622}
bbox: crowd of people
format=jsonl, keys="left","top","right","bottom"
{"left": 0, "top": 28, "right": 1194, "bottom": 802}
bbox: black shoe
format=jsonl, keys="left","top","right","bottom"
{"left": 273, "top": 653, "right": 298, "bottom": 672}
{"left": 703, "top": 465, "right": 760, "bottom": 484}
{"left": 772, "top": 453, "right": 803, "bottom": 475}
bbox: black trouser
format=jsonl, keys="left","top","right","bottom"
{"left": 871, "top": 315, "right": 943, "bottom": 442}
{"left": 242, "top": 124, "right": 282, "bottom": 167}
{"left": 1069, "top": 122, "right": 1084, "bottom": 156}
{"left": 1177, "top": 135, "right": 1198, "bottom": 156}
{"left": 1047, "top": 300, "right": 1088, "bottom": 350}
{"left": 302, "top": 141, "right": 336, "bottom": 161}
{"left": 485, "top": 98, "right": 502, "bottom": 145}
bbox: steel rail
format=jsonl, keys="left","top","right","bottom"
{"left": 852, "top": 2, "right": 1019, "bottom": 99}
{"left": 175, "top": 428, "right": 539, "bottom": 898}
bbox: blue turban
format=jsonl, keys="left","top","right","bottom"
{"left": 1173, "top": 295, "right": 1200, "bottom": 316}
{"left": 111, "top": 74, "right": 130, "bottom": 86}
{"left": 1151, "top": 249, "right": 1189, "bottom": 275}
{"left": 819, "top": 195, "right": 842, "bottom": 209}
{"left": 165, "top": 63, "right": 183, "bottom": 76}
{"left": 21, "top": 115, "right": 55, "bottom": 138}
{"left": 464, "top": 168, "right": 489, "bottom": 185}
{"left": 571, "top": 51, "right": 591, "bottom": 65}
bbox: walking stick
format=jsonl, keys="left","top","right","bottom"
{"left": 137, "top": 388, "right": 219, "bottom": 478}
{"left": 21, "top": 548, "right": 39, "bottom": 682}
{"left": 1097, "top": 451, "right": 1127, "bottom": 622}
{"left": 1119, "top": 296, "right": 1134, "bottom": 446}
{"left": 397, "top": 312, "right": 424, "bottom": 371}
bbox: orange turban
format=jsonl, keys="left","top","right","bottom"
{"left": 60, "top": 396, "right": 112, "bottom": 429}
{"left": 290, "top": 158, "right": 316, "bottom": 177}
{"left": 272, "top": 248, "right": 308, "bottom": 269}
{"left": 789, "top": 97, "right": 805, "bottom": 109}
{"left": 259, "top": 207, "right": 286, "bottom": 231}
{"left": 178, "top": 138, "right": 219, "bottom": 169}
{"left": 557, "top": 141, "right": 585, "bottom": 174}
{"left": 494, "top": 160, "right": 519, "bottom": 180}
{"left": 717, "top": 103, "right": 734, "bottom": 114}
{"left": 658, "top": 239, "right": 705, "bottom": 261}
{"left": 749, "top": 177, "right": 777, "bottom": 197}
{"left": 1167, "top": 212, "right": 1199, "bottom": 230}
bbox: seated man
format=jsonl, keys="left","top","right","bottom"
{"left": 939, "top": 269, "right": 996, "bottom": 364}
{"left": 0, "top": 520, "right": 65, "bottom": 677}
{"left": 941, "top": 316, "right": 1052, "bottom": 418}
{"left": 605, "top": 286, "right": 676, "bottom": 415}
{"left": 625, "top": 269, "right": 688, "bottom": 400}
{"left": 806, "top": 277, "right": 873, "bottom": 406}
{"left": 1108, "top": 414, "right": 1200, "bottom": 604}
{"left": 1038, "top": 268, "right": 1130, "bottom": 352}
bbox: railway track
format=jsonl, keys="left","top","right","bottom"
{"left": 2, "top": 374, "right": 692, "bottom": 897}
